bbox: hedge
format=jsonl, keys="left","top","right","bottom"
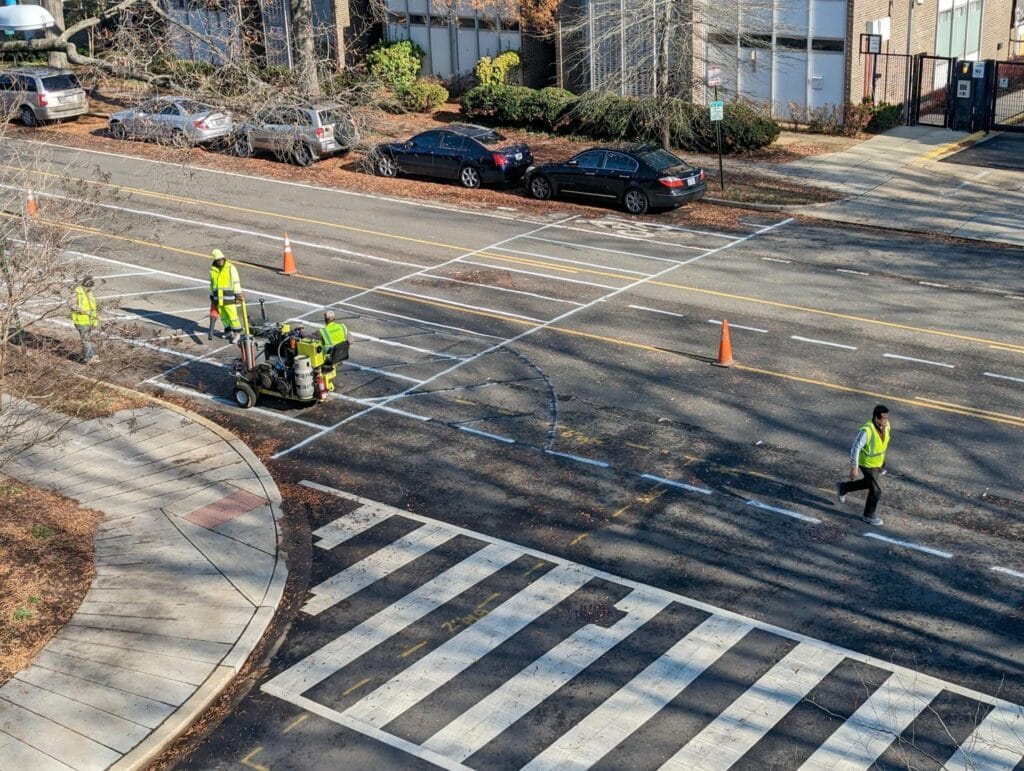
{"left": 367, "top": 40, "right": 425, "bottom": 91}
{"left": 399, "top": 79, "right": 449, "bottom": 112}
{"left": 461, "top": 85, "right": 780, "bottom": 152}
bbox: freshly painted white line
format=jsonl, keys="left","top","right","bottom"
{"left": 883, "top": 353, "right": 954, "bottom": 368}
{"left": 746, "top": 499, "right": 820, "bottom": 524}
{"left": 985, "top": 372, "right": 1024, "bottom": 385}
{"left": 991, "top": 566, "right": 1024, "bottom": 579}
{"left": 303, "top": 523, "right": 455, "bottom": 615}
{"left": 97, "top": 271, "right": 155, "bottom": 279}
{"left": 545, "top": 450, "right": 610, "bottom": 468}
{"left": 663, "top": 644, "right": 845, "bottom": 770}
{"left": 342, "top": 302, "right": 506, "bottom": 340}
{"left": 312, "top": 502, "right": 396, "bottom": 549}
{"left": 526, "top": 234, "right": 703, "bottom": 258}
{"left": 341, "top": 362, "right": 423, "bottom": 384}
{"left": 378, "top": 286, "right": 550, "bottom": 324}
{"left": 761, "top": 257, "right": 792, "bottom": 264}
{"left": 943, "top": 704, "right": 1024, "bottom": 770}
{"left": 791, "top": 335, "right": 857, "bottom": 351}
{"left": 863, "top": 532, "right": 953, "bottom": 559}
{"left": 835, "top": 268, "right": 869, "bottom": 275}
{"left": 630, "top": 304, "right": 686, "bottom": 318}
{"left": 423, "top": 590, "right": 671, "bottom": 761}
{"left": 497, "top": 246, "right": 658, "bottom": 274}
{"left": 641, "top": 474, "right": 713, "bottom": 495}
{"left": 344, "top": 564, "right": 591, "bottom": 727}
{"left": 95, "top": 286, "right": 198, "bottom": 300}
{"left": 708, "top": 319, "right": 768, "bottom": 333}
{"left": 262, "top": 543, "right": 522, "bottom": 694}
{"left": 421, "top": 272, "right": 583, "bottom": 305}
{"left": 919, "top": 281, "right": 948, "bottom": 288}
{"left": 461, "top": 258, "right": 620, "bottom": 290}
{"left": 580, "top": 214, "right": 737, "bottom": 240}
{"left": 351, "top": 333, "right": 469, "bottom": 361}
{"left": 153, "top": 381, "right": 328, "bottom": 429}
{"left": 328, "top": 392, "right": 432, "bottom": 422}
{"left": 143, "top": 343, "right": 233, "bottom": 384}
{"left": 457, "top": 426, "right": 516, "bottom": 444}
{"left": 523, "top": 616, "right": 752, "bottom": 770}
{"left": 799, "top": 674, "right": 943, "bottom": 770}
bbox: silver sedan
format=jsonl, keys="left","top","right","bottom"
{"left": 108, "top": 96, "right": 233, "bottom": 146}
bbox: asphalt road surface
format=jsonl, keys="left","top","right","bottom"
{"left": 3, "top": 138, "right": 1022, "bottom": 769}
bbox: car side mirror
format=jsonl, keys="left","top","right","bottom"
{"left": 567, "top": 159, "right": 578, "bottom": 167}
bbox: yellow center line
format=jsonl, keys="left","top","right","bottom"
{"left": 912, "top": 396, "right": 1024, "bottom": 422}
{"left": 282, "top": 714, "right": 309, "bottom": 734}
{"left": 475, "top": 592, "right": 502, "bottom": 611}
{"left": 240, "top": 747, "right": 270, "bottom": 771}
{"left": 524, "top": 560, "right": 547, "bottom": 577}
{"left": 568, "top": 533, "right": 588, "bottom": 546}
{"left": 399, "top": 640, "right": 427, "bottom": 658}
{"left": 610, "top": 504, "right": 631, "bottom": 518}
{"left": 342, "top": 677, "right": 372, "bottom": 696}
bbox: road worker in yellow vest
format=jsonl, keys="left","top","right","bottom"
{"left": 836, "top": 404, "right": 890, "bottom": 526}
{"left": 319, "top": 309, "right": 349, "bottom": 362}
{"left": 71, "top": 276, "right": 99, "bottom": 364}
{"left": 209, "top": 249, "right": 243, "bottom": 343}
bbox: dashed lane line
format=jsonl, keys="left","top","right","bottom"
{"left": 863, "top": 532, "right": 954, "bottom": 559}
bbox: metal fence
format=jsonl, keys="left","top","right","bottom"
{"left": 991, "top": 60, "right": 1024, "bottom": 131}
{"left": 914, "top": 54, "right": 953, "bottom": 127}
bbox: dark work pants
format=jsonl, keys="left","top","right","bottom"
{"left": 839, "top": 466, "right": 882, "bottom": 517}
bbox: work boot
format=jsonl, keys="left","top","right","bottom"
{"left": 835, "top": 483, "right": 846, "bottom": 504}
{"left": 862, "top": 515, "right": 882, "bottom": 526}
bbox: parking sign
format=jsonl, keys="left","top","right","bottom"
{"left": 709, "top": 101, "right": 724, "bottom": 121}
{"left": 707, "top": 66, "right": 722, "bottom": 88}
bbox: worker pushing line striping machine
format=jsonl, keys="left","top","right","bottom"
{"left": 231, "top": 297, "right": 348, "bottom": 409}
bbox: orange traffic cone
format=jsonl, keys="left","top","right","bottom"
{"left": 713, "top": 319, "right": 735, "bottom": 368}
{"left": 279, "top": 233, "right": 297, "bottom": 275}
{"left": 25, "top": 188, "right": 39, "bottom": 218}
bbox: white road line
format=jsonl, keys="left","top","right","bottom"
{"left": 836, "top": 268, "right": 869, "bottom": 275}
{"left": 262, "top": 543, "right": 522, "bottom": 695}
{"left": 991, "top": 566, "right": 1024, "bottom": 579}
{"left": 142, "top": 343, "right": 233, "bottom": 384}
{"left": 919, "top": 281, "right": 948, "bottom": 288}
{"left": 641, "top": 474, "right": 713, "bottom": 495}
{"left": 863, "top": 532, "right": 953, "bottom": 559}
{"left": 576, "top": 215, "right": 738, "bottom": 240}
{"left": 97, "top": 270, "right": 156, "bottom": 279}
{"left": 985, "top": 372, "right": 1024, "bottom": 384}
{"left": 344, "top": 564, "right": 592, "bottom": 728}
{"left": 545, "top": 450, "right": 610, "bottom": 468}
{"left": 422, "top": 590, "right": 671, "bottom": 761}
{"left": 496, "top": 246, "right": 657, "bottom": 274}
{"left": 312, "top": 502, "right": 396, "bottom": 549}
{"left": 457, "top": 426, "right": 516, "bottom": 444}
{"left": 152, "top": 381, "right": 328, "bottom": 429}
{"left": 708, "top": 319, "right": 768, "bottom": 333}
{"left": 302, "top": 523, "right": 455, "bottom": 616}
{"left": 746, "top": 499, "right": 821, "bottom": 524}
{"left": 525, "top": 234, "right": 703, "bottom": 258}
{"left": 883, "top": 353, "right": 954, "bottom": 368}
{"left": 351, "top": 334, "right": 469, "bottom": 361}
{"left": 419, "top": 273, "right": 583, "bottom": 306}
{"left": 630, "top": 304, "right": 686, "bottom": 318}
{"left": 662, "top": 644, "right": 845, "bottom": 770}
{"left": 761, "top": 257, "right": 792, "bottom": 264}
{"left": 343, "top": 362, "right": 424, "bottom": 384}
{"left": 461, "top": 258, "right": 620, "bottom": 291}
{"left": 342, "top": 303, "right": 505, "bottom": 340}
{"left": 522, "top": 616, "right": 752, "bottom": 771}
{"left": 798, "top": 673, "right": 943, "bottom": 770}
{"left": 791, "top": 335, "right": 857, "bottom": 351}
{"left": 943, "top": 704, "right": 1024, "bottom": 770}
{"left": 273, "top": 218, "right": 793, "bottom": 459}
{"left": 378, "top": 286, "right": 550, "bottom": 324}
{"left": 95, "top": 286, "right": 199, "bottom": 300}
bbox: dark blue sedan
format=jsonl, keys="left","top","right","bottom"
{"left": 525, "top": 145, "right": 707, "bottom": 215}
{"left": 372, "top": 124, "right": 532, "bottom": 189}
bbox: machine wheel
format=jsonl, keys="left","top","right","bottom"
{"left": 110, "top": 121, "right": 128, "bottom": 140}
{"left": 291, "top": 143, "right": 315, "bottom": 166}
{"left": 20, "top": 106, "right": 39, "bottom": 128}
{"left": 374, "top": 153, "right": 397, "bottom": 177}
{"left": 169, "top": 129, "right": 188, "bottom": 148}
{"left": 623, "top": 187, "right": 650, "bottom": 216}
{"left": 233, "top": 134, "right": 253, "bottom": 157}
{"left": 459, "top": 164, "right": 482, "bottom": 189}
{"left": 233, "top": 382, "right": 257, "bottom": 409}
{"left": 528, "top": 174, "right": 553, "bottom": 200}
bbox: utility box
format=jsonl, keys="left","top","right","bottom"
{"left": 950, "top": 60, "right": 993, "bottom": 132}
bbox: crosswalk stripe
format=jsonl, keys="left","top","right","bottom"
{"left": 344, "top": 563, "right": 592, "bottom": 728}
{"left": 421, "top": 589, "right": 671, "bottom": 762}
{"left": 943, "top": 704, "right": 1024, "bottom": 770}
{"left": 522, "top": 615, "right": 752, "bottom": 771}
{"left": 661, "top": 643, "right": 846, "bottom": 770}
{"left": 303, "top": 522, "right": 454, "bottom": 615}
{"left": 311, "top": 501, "right": 397, "bottom": 549}
{"left": 264, "top": 544, "right": 521, "bottom": 696}
{"left": 798, "top": 672, "right": 944, "bottom": 770}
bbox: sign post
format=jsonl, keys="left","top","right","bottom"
{"left": 707, "top": 65, "right": 725, "bottom": 192}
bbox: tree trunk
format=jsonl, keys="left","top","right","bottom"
{"left": 290, "top": 0, "right": 321, "bottom": 97}
{"left": 658, "top": 0, "right": 672, "bottom": 149}
{"left": 42, "top": 0, "right": 69, "bottom": 69}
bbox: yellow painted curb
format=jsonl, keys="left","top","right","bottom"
{"left": 914, "top": 130, "right": 986, "bottom": 163}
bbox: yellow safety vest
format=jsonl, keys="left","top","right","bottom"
{"left": 320, "top": 321, "right": 348, "bottom": 351}
{"left": 71, "top": 286, "right": 97, "bottom": 327}
{"left": 857, "top": 420, "right": 890, "bottom": 468}
{"left": 209, "top": 261, "right": 241, "bottom": 303}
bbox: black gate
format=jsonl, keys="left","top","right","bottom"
{"left": 990, "top": 60, "right": 1024, "bottom": 132}
{"left": 912, "top": 54, "right": 955, "bottom": 127}
{"left": 863, "top": 52, "right": 916, "bottom": 123}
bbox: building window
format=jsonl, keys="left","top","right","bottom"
{"left": 776, "top": 36, "right": 807, "bottom": 50}
{"left": 457, "top": 16, "right": 476, "bottom": 29}
{"left": 811, "top": 38, "right": 844, "bottom": 52}
{"left": 500, "top": 18, "right": 520, "bottom": 31}
{"left": 430, "top": 15, "right": 449, "bottom": 26}
{"left": 387, "top": 11, "right": 408, "bottom": 25}
{"left": 708, "top": 32, "right": 738, "bottom": 46}
{"left": 479, "top": 18, "right": 498, "bottom": 30}
{"left": 409, "top": 13, "right": 426, "bottom": 25}
{"left": 936, "top": 0, "right": 983, "bottom": 59}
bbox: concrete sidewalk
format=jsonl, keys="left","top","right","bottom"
{"left": 0, "top": 396, "right": 286, "bottom": 770}
{"left": 770, "top": 126, "right": 1024, "bottom": 246}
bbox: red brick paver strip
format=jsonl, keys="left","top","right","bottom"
{"left": 185, "top": 489, "right": 269, "bottom": 530}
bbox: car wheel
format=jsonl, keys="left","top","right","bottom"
{"left": 623, "top": 187, "right": 650, "bottom": 216}
{"left": 374, "top": 153, "right": 397, "bottom": 178}
{"left": 20, "top": 106, "right": 38, "bottom": 128}
{"left": 459, "top": 164, "right": 481, "bottom": 189}
{"left": 169, "top": 129, "right": 188, "bottom": 148}
{"left": 233, "top": 134, "right": 253, "bottom": 157}
{"left": 109, "top": 121, "right": 127, "bottom": 141}
{"left": 233, "top": 382, "right": 257, "bottom": 409}
{"left": 529, "top": 174, "right": 553, "bottom": 200}
{"left": 291, "top": 144, "right": 315, "bottom": 167}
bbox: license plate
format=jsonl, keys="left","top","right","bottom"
{"left": 686, "top": 176, "right": 695, "bottom": 186}
{"left": 60, "top": 96, "right": 77, "bottom": 104}
{"left": 209, "top": 119, "right": 224, "bottom": 127}
{"left": 514, "top": 152, "right": 522, "bottom": 161}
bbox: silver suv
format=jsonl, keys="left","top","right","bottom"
{"left": 0, "top": 67, "right": 88, "bottom": 127}
{"left": 232, "top": 104, "right": 360, "bottom": 166}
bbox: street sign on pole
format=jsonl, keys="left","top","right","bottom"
{"left": 709, "top": 100, "right": 724, "bottom": 122}
{"left": 711, "top": 91, "right": 725, "bottom": 192}
{"left": 706, "top": 66, "right": 722, "bottom": 88}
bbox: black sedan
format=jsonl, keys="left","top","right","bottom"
{"left": 371, "top": 124, "right": 532, "bottom": 189}
{"left": 525, "top": 146, "right": 706, "bottom": 215}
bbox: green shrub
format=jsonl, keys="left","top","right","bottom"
{"left": 527, "top": 87, "right": 575, "bottom": 130}
{"left": 474, "top": 50, "right": 521, "bottom": 87}
{"left": 367, "top": 40, "right": 425, "bottom": 91}
{"left": 260, "top": 64, "right": 294, "bottom": 87}
{"left": 865, "top": 102, "right": 902, "bottom": 133}
{"left": 399, "top": 78, "right": 449, "bottom": 111}
{"left": 461, "top": 84, "right": 501, "bottom": 118}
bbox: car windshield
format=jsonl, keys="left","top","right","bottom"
{"left": 317, "top": 109, "right": 350, "bottom": 126}
{"left": 457, "top": 125, "right": 502, "bottom": 145}
{"left": 176, "top": 100, "right": 212, "bottom": 114}
{"left": 40, "top": 74, "right": 80, "bottom": 91}
{"left": 638, "top": 147, "right": 687, "bottom": 171}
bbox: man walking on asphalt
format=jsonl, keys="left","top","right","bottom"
{"left": 71, "top": 276, "right": 99, "bottom": 364}
{"left": 837, "top": 404, "right": 890, "bottom": 526}
{"left": 209, "top": 249, "right": 243, "bottom": 343}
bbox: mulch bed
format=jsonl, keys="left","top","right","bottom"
{"left": 0, "top": 477, "right": 101, "bottom": 685}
